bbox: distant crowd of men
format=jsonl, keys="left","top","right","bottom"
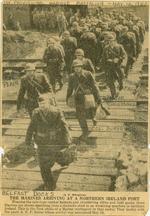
{"left": 32, "top": 7, "right": 60, "bottom": 31}
{"left": 32, "top": 7, "right": 81, "bottom": 32}
{"left": 42, "top": 9, "right": 146, "bottom": 97}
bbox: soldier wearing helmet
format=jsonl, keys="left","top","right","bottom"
{"left": 70, "top": 12, "right": 80, "bottom": 26}
{"left": 43, "top": 38, "right": 65, "bottom": 92}
{"left": 66, "top": 59, "right": 102, "bottom": 141}
{"left": 25, "top": 95, "right": 72, "bottom": 190}
{"left": 17, "top": 63, "right": 52, "bottom": 117}
{"left": 70, "top": 21, "right": 82, "bottom": 44}
{"left": 57, "top": 11, "right": 68, "bottom": 36}
{"left": 51, "top": 36, "right": 65, "bottom": 59}
{"left": 61, "top": 31, "right": 77, "bottom": 74}
{"left": 119, "top": 26, "right": 136, "bottom": 77}
{"left": 101, "top": 33, "right": 127, "bottom": 99}
{"left": 73, "top": 48, "right": 95, "bottom": 74}
{"left": 80, "top": 26, "right": 97, "bottom": 66}
{"left": 137, "top": 21, "right": 145, "bottom": 44}
{"left": 100, "top": 22, "right": 109, "bottom": 31}
{"left": 131, "top": 25, "right": 141, "bottom": 58}
{"left": 94, "top": 31, "right": 111, "bottom": 64}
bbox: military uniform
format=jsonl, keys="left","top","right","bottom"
{"left": 39, "top": 10, "right": 45, "bottom": 31}
{"left": 80, "top": 30, "right": 97, "bottom": 66}
{"left": 95, "top": 30, "right": 107, "bottom": 64}
{"left": 32, "top": 9, "right": 37, "bottom": 29}
{"left": 61, "top": 32, "right": 77, "bottom": 74}
{"left": 7, "top": 14, "right": 16, "bottom": 30}
{"left": 82, "top": 58, "right": 95, "bottom": 74}
{"left": 101, "top": 34, "right": 127, "bottom": 99}
{"left": 57, "top": 12, "right": 68, "bottom": 36}
{"left": 132, "top": 25, "right": 141, "bottom": 58}
{"left": 70, "top": 22, "right": 82, "bottom": 44}
{"left": 25, "top": 105, "right": 71, "bottom": 190}
{"left": 114, "top": 25, "right": 123, "bottom": 43}
{"left": 17, "top": 69, "right": 52, "bottom": 117}
{"left": 72, "top": 49, "right": 95, "bottom": 74}
{"left": 137, "top": 21, "right": 145, "bottom": 44}
{"left": 38, "top": 10, "right": 43, "bottom": 31}
{"left": 43, "top": 39, "right": 65, "bottom": 92}
{"left": 67, "top": 61, "right": 101, "bottom": 136}
{"left": 35, "top": 10, "right": 40, "bottom": 30}
{"left": 56, "top": 43, "right": 65, "bottom": 59}
{"left": 120, "top": 30, "right": 136, "bottom": 77}
{"left": 71, "top": 58, "right": 95, "bottom": 75}
{"left": 70, "top": 14, "right": 80, "bottom": 26}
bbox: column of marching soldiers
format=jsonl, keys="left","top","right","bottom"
{"left": 16, "top": 10, "right": 146, "bottom": 190}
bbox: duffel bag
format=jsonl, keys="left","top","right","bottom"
{"left": 84, "top": 94, "right": 96, "bottom": 109}
{"left": 56, "top": 144, "right": 77, "bottom": 166}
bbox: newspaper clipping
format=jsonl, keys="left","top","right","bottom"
{"left": 1, "top": 0, "right": 149, "bottom": 215}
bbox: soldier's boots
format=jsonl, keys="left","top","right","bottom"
{"left": 92, "top": 119, "right": 97, "bottom": 126}
{"left": 79, "top": 131, "right": 90, "bottom": 142}
{"left": 58, "top": 82, "right": 63, "bottom": 91}
{"left": 55, "top": 82, "right": 63, "bottom": 92}
{"left": 119, "top": 84, "right": 123, "bottom": 91}
{"left": 44, "top": 181, "right": 55, "bottom": 191}
{"left": 109, "top": 85, "right": 117, "bottom": 100}
{"left": 111, "top": 91, "right": 119, "bottom": 100}
{"left": 40, "top": 166, "right": 55, "bottom": 191}
{"left": 44, "top": 175, "right": 55, "bottom": 191}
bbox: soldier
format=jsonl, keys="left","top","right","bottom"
{"left": 114, "top": 24, "right": 123, "bottom": 43}
{"left": 43, "top": 38, "right": 65, "bottom": 92}
{"left": 96, "top": 31, "right": 110, "bottom": 63}
{"left": 119, "top": 26, "right": 136, "bottom": 77}
{"left": 90, "top": 21, "right": 97, "bottom": 34}
{"left": 80, "top": 26, "right": 97, "bottom": 66}
{"left": 73, "top": 49, "right": 95, "bottom": 74}
{"left": 57, "top": 12, "right": 68, "bottom": 36}
{"left": 38, "top": 9, "right": 43, "bottom": 31}
{"left": 52, "top": 37, "right": 65, "bottom": 59}
{"left": 48, "top": 8, "right": 56, "bottom": 31}
{"left": 41, "top": 8, "right": 47, "bottom": 31}
{"left": 132, "top": 25, "right": 141, "bottom": 58}
{"left": 101, "top": 33, "right": 127, "bottom": 99}
{"left": 35, "top": 9, "right": 40, "bottom": 31}
{"left": 118, "top": 15, "right": 125, "bottom": 25}
{"left": 7, "top": 13, "right": 16, "bottom": 30}
{"left": 100, "top": 22, "right": 109, "bottom": 31}
{"left": 25, "top": 95, "right": 72, "bottom": 190}
{"left": 61, "top": 31, "right": 77, "bottom": 74}
{"left": 127, "top": 20, "right": 134, "bottom": 31}
{"left": 79, "top": 18, "right": 86, "bottom": 27}
{"left": 70, "top": 12, "right": 80, "bottom": 26}
{"left": 17, "top": 64, "right": 52, "bottom": 117}
{"left": 94, "top": 28, "right": 105, "bottom": 65}
{"left": 16, "top": 21, "right": 22, "bottom": 31}
{"left": 32, "top": 8, "right": 37, "bottom": 29}
{"left": 33, "top": 8, "right": 40, "bottom": 30}
{"left": 137, "top": 21, "right": 145, "bottom": 44}
{"left": 70, "top": 21, "right": 82, "bottom": 44}
{"left": 66, "top": 60, "right": 102, "bottom": 141}
{"left": 65, "top": 8, "right": 73, "bottom": 25}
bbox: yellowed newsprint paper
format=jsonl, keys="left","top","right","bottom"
{"left": 0, "top": 0, "right": 149, "bottom": 215}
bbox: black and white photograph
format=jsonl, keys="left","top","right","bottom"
{"left": 1, "top": 1, "right": 149, "bottom": 193}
